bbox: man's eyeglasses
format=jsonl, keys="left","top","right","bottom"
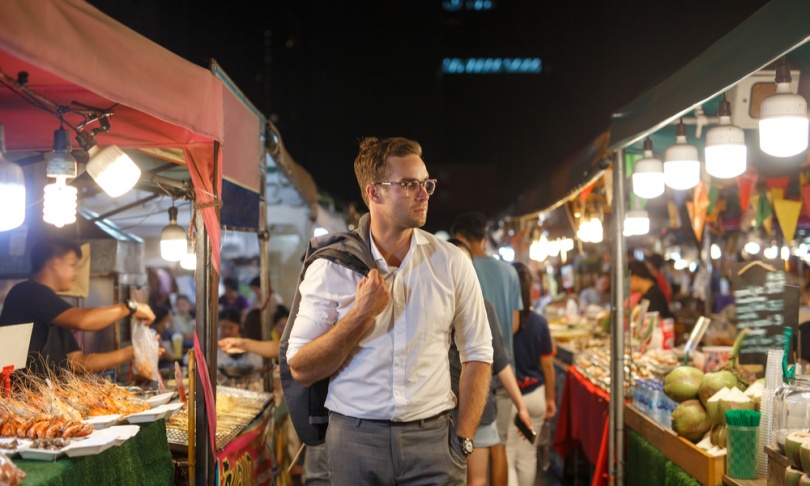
{"left": 375, "top": 179, "right": 437, "bottom": 197}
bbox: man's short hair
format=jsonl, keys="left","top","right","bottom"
{"left": 218, "top": 308, "right": 241, "bottom": 325}
{"left": 354, "top": 137, "right": 422, "bottom": 207}
{"left": 223, "top": 277, "right": 239, "bottom": 292}
{"left": 450, "top": 212, "right": 488, "bottom": 241}
{"left": 31, "top": 237, "right": 82, "bottom": 274}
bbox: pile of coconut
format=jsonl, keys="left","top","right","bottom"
{"left": 782, "top": 433, "right": 810, "bottom": 486}
{"left": 661, "top": 366, "right": 763, "bottom": 457}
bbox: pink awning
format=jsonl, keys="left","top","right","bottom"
{"left": 0, "top": 0, "right": 225, "bottom": 272}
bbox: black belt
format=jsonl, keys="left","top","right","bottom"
{"left": 353, "top": 409, "right": 451, "bottom": 426}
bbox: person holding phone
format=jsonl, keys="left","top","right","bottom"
{"left": 507, "top": 262, "right": 556, "bottom": 486}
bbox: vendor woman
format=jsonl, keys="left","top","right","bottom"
{"left": 628, "top": 260, "right": 673, "bottom": 320}
{"left": 0, "top": 238, "right": 155, "bottom": 374}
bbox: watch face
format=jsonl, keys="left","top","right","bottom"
{"left": 460, "top": 438, "right": 474, "bottom": 456}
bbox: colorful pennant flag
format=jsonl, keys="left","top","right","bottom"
{"left": 737, "top": 173, "right": 758, "bottom": 213}
{"left": 755, "top": 188, "right": 773, "bottom": 234}
{"left": 773, "top": 198, "right": 802, "bottom": 244}
{"left": 687, "top": 182, "right": 710, "bottom": 242}
{"left": 765, "top": 176, "right": 790, "bottom": 196}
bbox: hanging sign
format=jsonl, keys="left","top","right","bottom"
{"left": 731, "top": 260, "right": 799, "bottom": 366}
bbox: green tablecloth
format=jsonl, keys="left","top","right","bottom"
{"left": 627, "top": 429, "right": 702, "bottom": 486}
{"left": 14, "top": 419, "right": 174, "bottom": 485}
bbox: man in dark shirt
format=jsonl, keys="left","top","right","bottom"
{"left": 0, "top": 237, "right": 155, "bottom": 373}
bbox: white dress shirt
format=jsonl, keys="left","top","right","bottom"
{"left": 287, "top": 227, "right": 493, "bottom": 421}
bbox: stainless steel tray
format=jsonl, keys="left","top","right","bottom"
{"left": 165, "top": 386, "right": 273, "bottom": 450}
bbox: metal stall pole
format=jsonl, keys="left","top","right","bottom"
{"left": 703, "top": 230, "right": 713, "bottom": 318}
{"left": 194, "top": 206, "right": 216, "bottom": 485}
{"left": 609, "top": 149, "right": 627, "bottom": 485}
{"left": 259, "top": 154, "right": 273, "bottom": 393}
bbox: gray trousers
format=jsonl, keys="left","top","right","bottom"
{"left": 325, "top": 411, "right": 467, "bottom": 486}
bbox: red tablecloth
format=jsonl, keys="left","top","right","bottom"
{"left": 553, "top": 367, "right": 610, "bottom": 486}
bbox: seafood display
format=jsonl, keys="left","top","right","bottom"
{"left": 0, "top": 451, "right": 25, "bottom": 485}
{"left": 0, "top": 370, "right": 152, "bottom": 440}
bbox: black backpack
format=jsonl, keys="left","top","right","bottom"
{"left": 278, "top": 214, "right": 377, "bottom": 445}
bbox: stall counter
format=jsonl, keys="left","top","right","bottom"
{"left": 14, "top": 420, "right": 174, "bottom": 485}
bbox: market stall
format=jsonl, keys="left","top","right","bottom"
{"left": 0, "top": 1, "right": 279, "bottom": 484}
{"left": 504, "top": 2, "right": 810, "bottom": 485}
{"left": 605, "top": 1, "right": 810, "bottom": 484}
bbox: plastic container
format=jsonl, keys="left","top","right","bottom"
{"left": 773, "top": 375, "right": 810, "bottom": 451}
{"left": 726, "top": 425, "right": 759, "bottom": 479}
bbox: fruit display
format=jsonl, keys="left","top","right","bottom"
{"left": 782, "top": 433, "right": 810, "bottom": 484}
{"left": 659, "top": 362, "right": 761, "bottom": 451}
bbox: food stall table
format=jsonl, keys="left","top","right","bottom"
{"left": 13, "top": 420, "right": 174, "bottom": 485}
{"left": 553, "top": 366, "right": 610, "bottom": 486}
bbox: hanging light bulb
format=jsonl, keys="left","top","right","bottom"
{"left": 42, "top": 128, "right": 78, "bottom": 228}
{"left": 180, "top": 240, "right": 196, "bottom": 270}
{"left": 85, "top": 145, "right": 141, "bottom": 197}
{"left": 588, "top": 218, "right": 604, "bottom": 243}
{"left": 75, "top": 131, "right": 140, "bottom": 198}
{"left": 664, "top": 120, "right": 700, "bottom": 190}
{"left": 160, "top": 205, "right": 188, "bottom": 262}
{"left": 743, "top": 241, "right": 761, "bottom": 255}
{"left": 0, "top": 126, "right": 25, "bottom": 231}
{"left": 710, "top": 244, "right": 722, "bottom": 260}
{"left": 705, "top": 95, "right": 747, "bottom": 178}
{"left": 623, "top": 209, "right": 650, "bottom": 237}
{"left": 632, "top": 138, "right": 664, "bottom": 199}
{"left": 759, "top": 59, "right": 808, "bottom": 157}
{"left": 43, "top": 176, "right": 77, "bottom": 228}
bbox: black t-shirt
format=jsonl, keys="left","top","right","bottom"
{"left": 642, "top": 285, "right": 674, "bottom": 320}
{"left": 0, "top": 280, "right": 79, "bottom": 371}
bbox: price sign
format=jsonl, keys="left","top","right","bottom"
{"left": 730, "top": 260, "right": 798, "bottom": 366}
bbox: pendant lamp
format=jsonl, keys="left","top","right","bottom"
{"left": 759, "top": 59, "right": 808, "bottom": 158}
{"left": 705, "top": 95, "right": 746, "bottom": 179}
{"left": 0, "top": 127, "right": 25, "bottom": 231}
{"left": 632, "top": 138, "right": 664, "bottom": 199}
{"left": 664, "top": 121, "right": 700, "bottom": 190}
{"left": 43, "top": 128, "right": 78, "bottom": 228}
{"left": 623, "top": 209, "right": 650, "bottom": 237}
{"left": 160, "top": 205, "right": 188, "bottom": 262}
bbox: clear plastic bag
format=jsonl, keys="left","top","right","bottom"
{"left": 132, "top": 321, "right": 159, "bottom": 380}
{"left": 0, "top": 451, "right": 25, "bottom": 486}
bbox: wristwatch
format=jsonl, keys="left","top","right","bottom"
{"left": 126, "top": 300, "right": 138, "bottom": 316}
{"left": 457, "top": 436, "right": 474, "bottom": 457}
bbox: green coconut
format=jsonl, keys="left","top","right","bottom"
{"left": 717, "top": 387, "right": 754, "bottom": 425}
{"left": 671, "top": 399, "right": 712, "bottom": 442}
{"left": 664, "top": 366, "right": 704, "bottom": 403}
{"left": 705, "top": 387, "right": 732, "bottom": 424}
{"left": 744, "top": 381, "right": 764, "bottom": 411}
{"left": 698, "top": 370, "right": 738, "bottom": 407}
{"left": 708, "top": 423, "right": 728, "bottom": 448}
{"left": 801, "top": 442, "right": 810, "bottom": 474}
{"left": 787, "top": 467, "right": 804, "bottom": 486}
{"left": 786, "top": 432, "right": 810, "bottom": 469}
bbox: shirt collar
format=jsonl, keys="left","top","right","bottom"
{"left": 369, "top": 228, "right": 429, "bottom": 270}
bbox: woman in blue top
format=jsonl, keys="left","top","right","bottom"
{"left": 506, "top": 262, "right": 556, "bottom": 486}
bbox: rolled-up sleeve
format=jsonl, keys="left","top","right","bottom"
{"left": 286, "top": 259, "right": 344, "bottom": 362}
{"left": 452, "top": 255, "right": 493, "bottom": 364}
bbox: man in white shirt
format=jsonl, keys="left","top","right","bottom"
{"left": 287, "top": 136, "right": 493, "bottom": 485}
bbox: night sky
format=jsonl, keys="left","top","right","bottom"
{"left": 90, "top": 0, "right": 768, "bottom": 231}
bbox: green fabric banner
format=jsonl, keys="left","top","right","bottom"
{"left": 14, "top": 420, "right": 174, "bottom": 486}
